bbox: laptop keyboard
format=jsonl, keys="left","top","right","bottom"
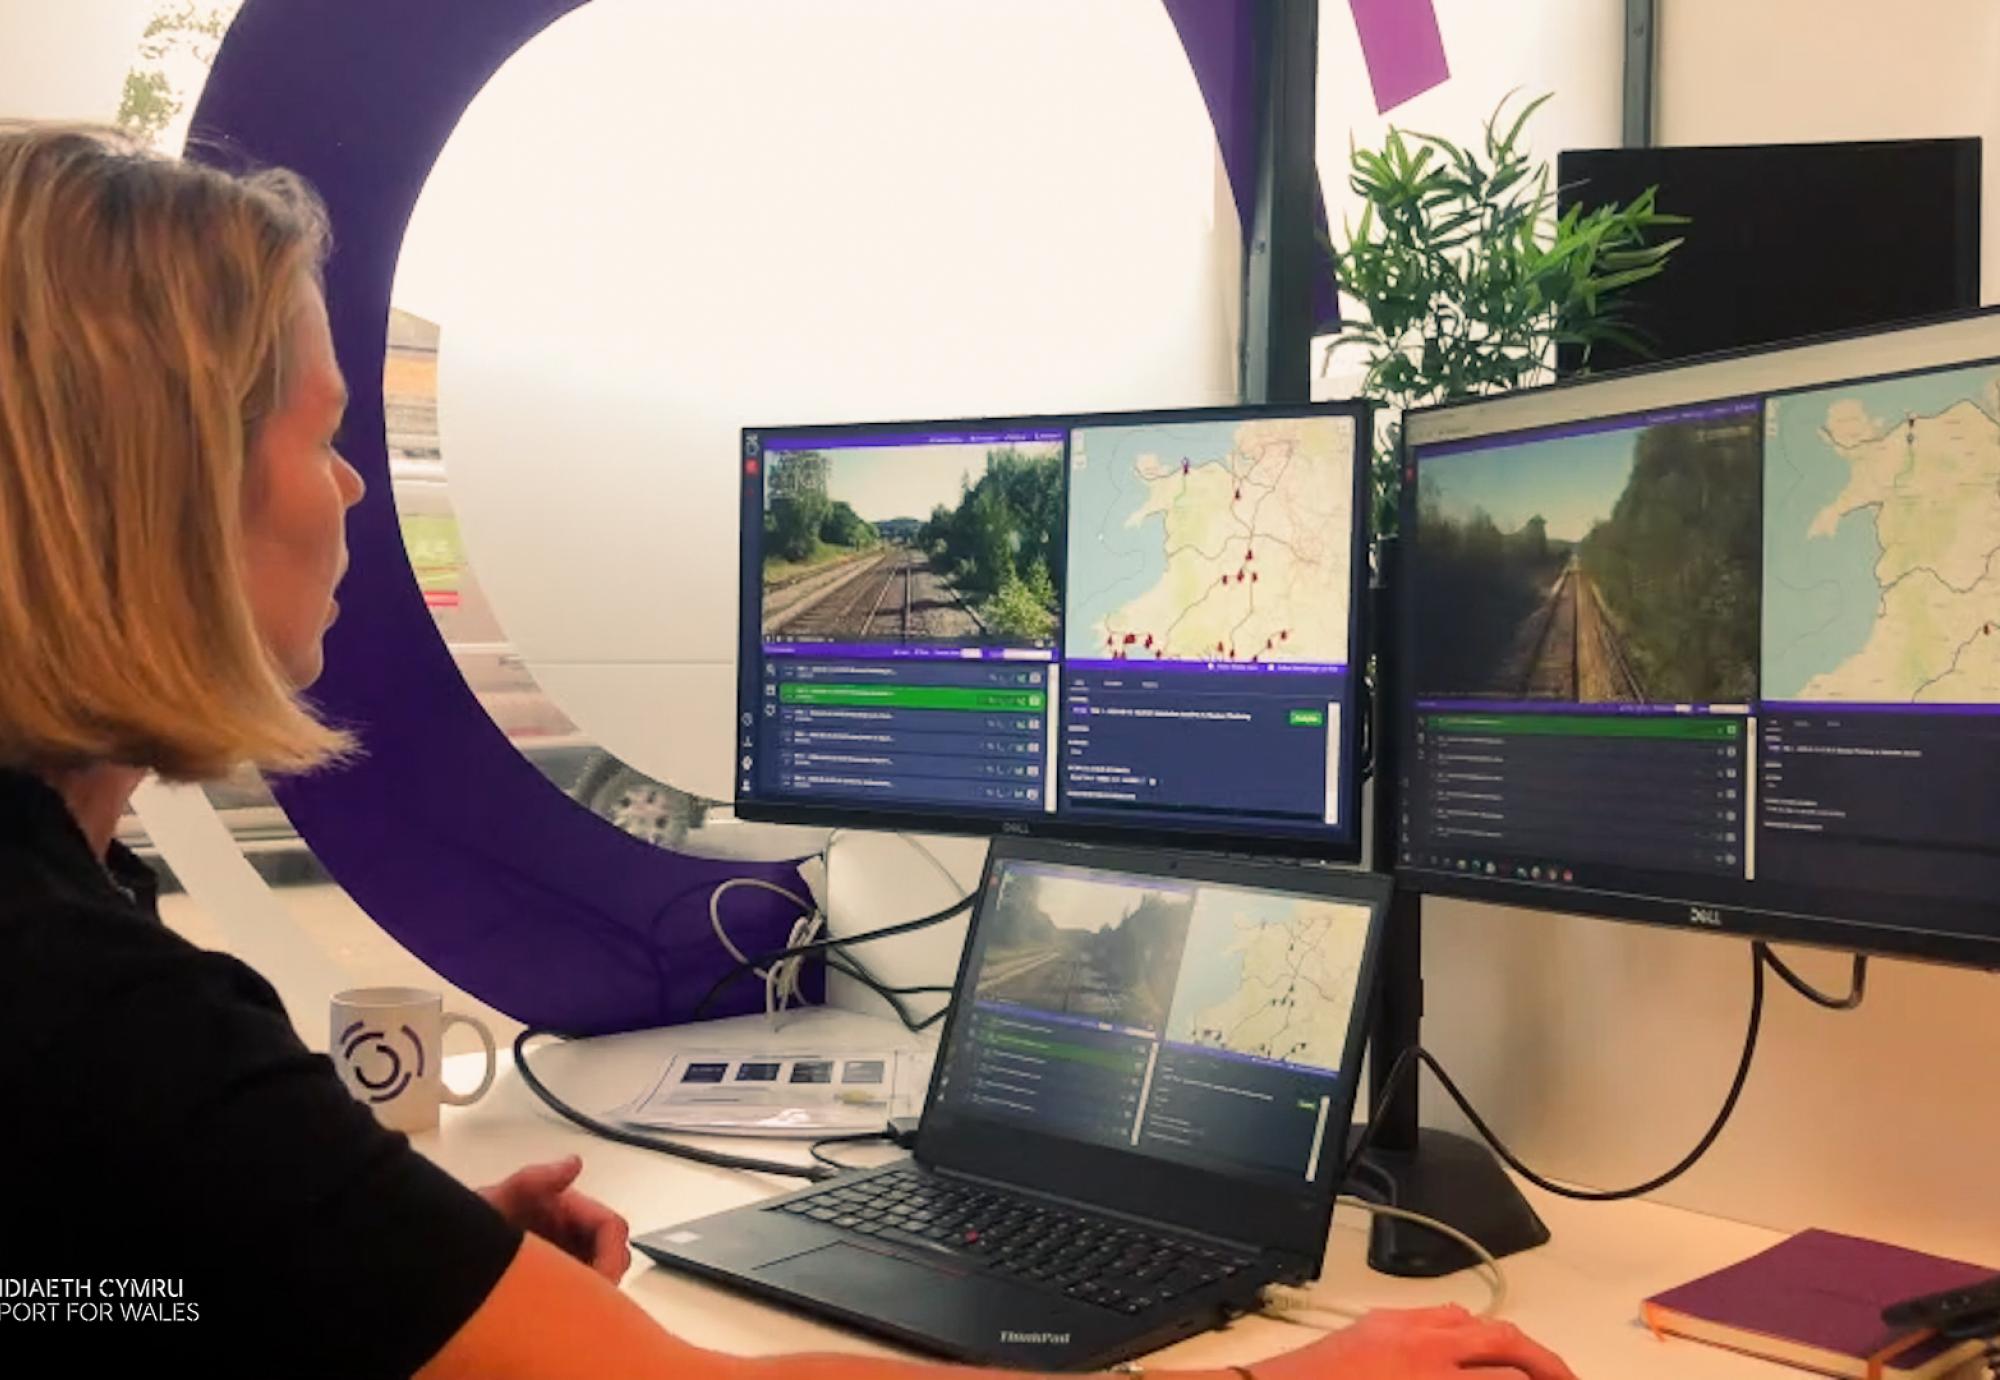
{"left": 768, "top": 1166, "right": 1255, "bottom": 1315}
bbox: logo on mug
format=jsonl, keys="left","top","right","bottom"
{"left": 338, "top": 1020, "right": 427, "bottom": 1104}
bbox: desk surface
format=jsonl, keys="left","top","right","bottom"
{"left": 416, "top": 1011, "right": 1830, "bottom": 1377}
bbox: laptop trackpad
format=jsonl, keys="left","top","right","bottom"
{"left": 756, "top": 1240, "right": 1151, "bottom": 1367}
{"left": 763, "top": 1239, "right": 972, "bottom": 1287}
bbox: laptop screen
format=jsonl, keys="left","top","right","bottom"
{"left": 929, "top": 854, "right": 1375, "bottom": 1185}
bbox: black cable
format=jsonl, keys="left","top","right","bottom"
{"left": 1346, "top": 1152, "right": 1399, "bottom": 1204}
{"left": 825, "top": 950, "right": 921, "bottom": 1031}
{"left": 807, "top": 1130, "right": 896, "bottom": 1174}
{"left": 698, "top": 853, "right": 960, "bottom": 1032}
{"left": 705, "top": 880, "right": 935, "bottom": 1018}
{"left": 692, "top": 891, "right": 975, "bottom": 1020}
{"left": 825, "top": 964, "right": 954, "bottom": 996}
{"left": 512, "top": 1028, "right": 837, "bottom": 1182}
{"left": 824, "top": 944, "right": 954, "bottom": 1033}
{"left": 1355, "top": 666, "right": 1376, "bottom": 782}
{"left": 1345, "top": 938, "right": 1873, "bottom": 1203}
{"left": 1756, "top": 941, "right": 1868, "bottom": 1010}
{"left": 1345, "top": 940, "right": 1770, "bottom": 1202}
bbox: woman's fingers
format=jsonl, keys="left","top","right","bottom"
{"left": 1428, "top": 1319, "right": 1580, "bottom": 1380}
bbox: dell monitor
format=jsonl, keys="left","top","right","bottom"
{"left": 736, "top": 403, "right": 1370, "bottom": 859}
{"left": 1397, "top": 310, "right": 2000, "bottom": 968}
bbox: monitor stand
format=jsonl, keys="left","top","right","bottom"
{"left": 1350, "top": 886, "right": 1550, "bottom": 1276}
{"left": 1353, "top": 537, "right": 1548, "bottom": 1275}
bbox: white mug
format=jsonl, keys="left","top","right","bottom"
{"left": 330, "top": 986, "right": 497, "bottom": 1133}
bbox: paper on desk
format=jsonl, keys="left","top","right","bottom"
{"left": 607, "top": 1048, "right": 932, "bottom": 1138}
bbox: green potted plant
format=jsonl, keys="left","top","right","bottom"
{"left": 1324, "top": 93, "right": 1686, "bottom": 537}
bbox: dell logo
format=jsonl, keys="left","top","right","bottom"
{"left": 1000, "top": 822, "right": 1031, "bottom": 835}
{"left": 1688, "top": 906, "right": 1724, "bottom": 928}
{"left": 1000, "top": 1331, "right": 1071, "bottom": 1345}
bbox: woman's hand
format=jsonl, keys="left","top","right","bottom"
{"left": 479, "top": 1155, "right": 632, "bottom": 1283}
{"left": 1254, "top": 1304, "right": 1580, "bottom": 1380}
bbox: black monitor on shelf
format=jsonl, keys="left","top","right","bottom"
{"left": 735, "top": 403, "right": 1372, "bottom": 861}
{"left": 1397, "top": 309, "right": 2000, "bottom": 967}
{"left": 1554, "top": 139, "right": 1980, "bottom": 376}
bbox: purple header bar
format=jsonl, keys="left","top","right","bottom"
{"left": 757, "top": 428, "right": 1067, "bottom": 453}
{"left": 764, "top": 641, "right": 1054, "bottom": 663}
{"left": 1070, "top": 658, "right": 1347, "bottom": 677}
{"left": 1414, "top": 397, "right": 1761, "bottom": 461}
{"left": 1416, "top": 698, "right": 1737, "bottom": 717}
{"left": 1762, "top": 700, "right": 2000, "bottom": 717}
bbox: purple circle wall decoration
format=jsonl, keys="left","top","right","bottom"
{"left": 187, "top": 0, "right": 1324, "bottom": 1036}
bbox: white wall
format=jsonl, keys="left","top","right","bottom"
{"left": 401, "top": 0, "right": 1241, "bottom": 804}
{"left": 1422, "top": 902, "right": 2000, "bottom": 1263}
{"left": 1314, "top": 0, "right": 1627, "bottom": 395}
{"left": 1657, "top": 0, "right": 2000, "bottom": 303}
{"left": 0, "top": 0, "right": 145, "bottom": 124}
{"left": 1317, "top": 0, "right": 1626, "bottom": 244}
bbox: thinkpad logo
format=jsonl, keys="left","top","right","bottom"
{"left": 1001, "top": 1331, "right": 1071, "bottom": 1345}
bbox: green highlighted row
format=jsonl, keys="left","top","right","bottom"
{"left": 1428, "top": 713, "right": 1741, "bottom": 743}
{"left": 781, "top": 683, "right": 1046, "bottom": 712}
{"left": 986, "top": 1030, "right": 1140, "bottom": 1073}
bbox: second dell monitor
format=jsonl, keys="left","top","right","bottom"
{"left": 736, "top": 404, "right": 1370, "bottom": 858}
{"left": 1395, "top": 311, "right": 2000, "bottom": 961}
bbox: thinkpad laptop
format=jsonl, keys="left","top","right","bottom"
{"left": 635, "top": 837, "right": 1390, "bottom": 1371}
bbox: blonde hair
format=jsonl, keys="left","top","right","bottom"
{"left": 0, "top": 123, "right": 352, "bottom": 781}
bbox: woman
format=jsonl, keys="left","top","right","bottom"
{"left": 0, "top": 123, "right": 1578, "bottom": 1380}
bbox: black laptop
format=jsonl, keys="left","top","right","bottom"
{"left": 635, "top": 837, "right": 1390, "bottom": 1371}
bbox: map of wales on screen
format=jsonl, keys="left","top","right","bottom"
{"left": 1162, "top": 889, "right": 1371, "bottom": 1073}
{"left": 1762, "top": 365, "right": 2000, "bottom": 705}
{"left": 1065, "top": 417, "right": 1356, "bottom": 668}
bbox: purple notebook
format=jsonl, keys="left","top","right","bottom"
{"left": 1645, "top": 1230, "right": 1998, "bottom": 1374}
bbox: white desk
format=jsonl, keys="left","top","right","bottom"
{"left": 416, "top": 1011, "right": 1824, "bottom": 1377}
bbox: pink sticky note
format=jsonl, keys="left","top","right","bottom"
{"left": 1348, "top": 0, "right": 1450, "bottom": 113}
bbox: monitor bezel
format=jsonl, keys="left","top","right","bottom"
{"left": 735, "top": 400, "right": 1373, "bottom": 863}
{"left": 1393, "top": 305, "right": 2000, "bottom": 970}
{"left": 913, "top": 835, "right": 1392, "bottom": 1263}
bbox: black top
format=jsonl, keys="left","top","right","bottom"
{"left": 0, "top": 769, "right": 522, "bottom": 1376}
